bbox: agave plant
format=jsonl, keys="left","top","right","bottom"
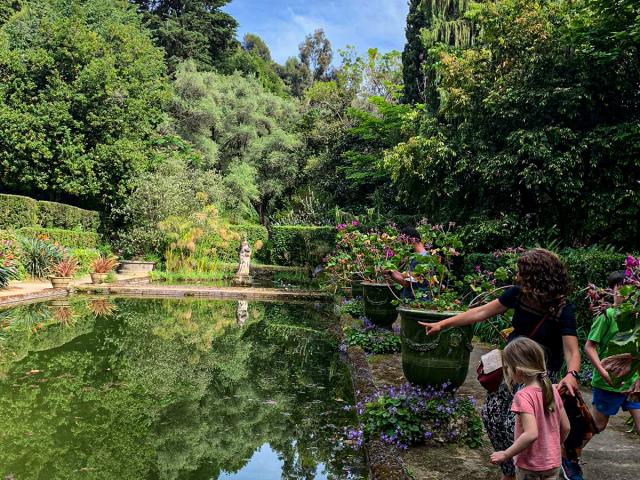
{"left": 53, "top": 258, "right": 79, "bottom": 278}
{"left": 91, "top": 255, "right": 119, "bottom": 274}
{"left": 19, "top": 237, "right": 66, "bottom": 279}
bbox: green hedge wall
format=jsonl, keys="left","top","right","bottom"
{"left": 267, "top": 226, "right": 335, "bottom": 267}
{"left": 17, "top": 227, "right": 100, "bottom": 249}
{"left": 0, "top": 194, "right": 100, "bottom": 231}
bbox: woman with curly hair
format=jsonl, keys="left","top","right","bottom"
{"left": 421, "top": 248, "right": 581, "bottom": 480}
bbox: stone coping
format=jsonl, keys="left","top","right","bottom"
{"left": 74, "top": 284, "right": 331, "bottom": 302}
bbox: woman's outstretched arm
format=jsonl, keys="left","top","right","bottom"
{"left": 419, "top": 299, "right": 508, "bottom": 335}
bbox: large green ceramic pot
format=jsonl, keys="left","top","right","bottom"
{"left": 351, "top": 274, "right": 364, "bottom": 298}
{"left": 399, "top": 307, "right": 473, "bottom": 388}
{"left": 362, "top": 282, "right": 397, "bottom": 328}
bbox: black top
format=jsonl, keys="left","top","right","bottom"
{"left": 499, "top": 286, "right": 577, "bottom": 372}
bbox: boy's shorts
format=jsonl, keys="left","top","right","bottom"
{"left": 592, "top": 386, "right": 640, "bottom": 416}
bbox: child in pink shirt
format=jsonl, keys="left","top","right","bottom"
{"left": 490, "top": 337, "right": 571, "bottom": 480}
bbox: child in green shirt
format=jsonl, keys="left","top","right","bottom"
{"left": 585, "top": 271, "right": 640, "bottom": 434}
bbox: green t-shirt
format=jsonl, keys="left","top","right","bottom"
{"left": 589, "top": 308, "right": 639, "bottom": 393}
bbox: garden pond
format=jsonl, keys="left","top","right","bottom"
{"left": 0, "top": 297, "right": 366, "bottom": 479}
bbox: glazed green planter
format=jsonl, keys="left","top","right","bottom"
{"left": 351, "top": 274, "right": 364, "bottom": 298}
{"left": 399, "top": 307, "right": 473, "bottom": 389}
{"left": 362, "top": 282, "right": 397, "bottom": 328}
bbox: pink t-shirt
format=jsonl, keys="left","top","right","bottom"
{"left": 512, "top": 385, "right": 564, "bottom": 471}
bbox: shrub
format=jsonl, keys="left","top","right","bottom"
{"left": 0, "top": 194, "right": 38, "bottom": 229}
{"left": 457, "top": 216, "right": 522, "bottom": 253}
{"left": 0, "top": 194, "right": 100, "bottom": 231}
{"left": 268, "top": 225, "right": 335, "bottom": 267}
{"left": 53, "top": 258, "right": 79, "bottom": 278}
{"left": 69, "top": 248, "right": 101, "bottom": 274}
{"left": 348, "top": 383, "right": 483, "bottom": 450}
{"left": 17, "top": 227, "right": 100, "bottom": 249}
{"left": 37, "top": 200, "right": 100, "bottom": 231}
{"left": 0, "top": 239, "right": 20, "bottom": 288}
{"left": 19, "top": 237, "right": 67, "bottom": 278}
{"left": 91, "top": 256, "right": 119, "bottom": 274}
{"left": 340, "top": 298, "right": 365, "bottom": 317}
{"left": 345, "top": 327, "right": 401, "bottom": 354}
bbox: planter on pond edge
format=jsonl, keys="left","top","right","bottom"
{"left": 90, "top": 272, "right": 108, "bottom": 284}
{"left": 117, "top": 260, "right": 155, "bottom": 274}
{"left": 362, "top": 281, "right": 398, "bottom": 328}
{"left": 399, "top": 307, "right": 473, "bottom": 389}
{"left": 49, "top": 276, "right": 72, "bottom": 289}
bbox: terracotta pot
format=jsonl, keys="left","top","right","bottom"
{"left": 90, "top": 272, "right": 108, "bottom": 284}
{"left": 362, "top": 282, "right": 397, "bottom": 328}
{"left": 49, "top": 276, "right": 72, "bottom": 289}
{"left": 398, "top": 307, "right": 472, "bottom": 389}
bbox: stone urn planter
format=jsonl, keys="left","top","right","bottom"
{"left": 117, "top": 260, "right": 155, "bottom": 274}
{"left": 362, "top": 281, "right": 398, "bottom": 328}
{"left": 399, "top": 307, "right": 473, "bottom": 389}
{"left": 90, "top": 272, "right": 108, "bottom": 284}
{"left": 49, "top": 276, "right": 72, "bottom": 289}
{"left": 350, "top": 273, "right": 364, "bottom": 298}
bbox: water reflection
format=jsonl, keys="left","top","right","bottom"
{"left": 0, "top": 297, "right": 365, "bottom": 479}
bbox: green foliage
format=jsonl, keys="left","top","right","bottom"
{"left": 0, "top": 194, "right": 38, "bottom": 229}
{"left": 69, "top": 248, "right": 101, "bottom": 275}
{"left": 298, "top": 29, "right": 333, "bottom": 81}
{"left": 18, "top": 237, "right": 66, "bottom": 278}
{"left": 268, "top": 226, "right": 336, "bottom": 267}
{"left": 339, "top": 298, "right": 365, "bottom": 318}
{"left": 354, "top": 383, "right": 483, "bottom": 449}
{"left": 0, "top": 237, "right": 20, "bottom": 287}
{"left": 171, "top": 63, "right": 303, "bottom": 222}
{"left": 0, "top": 194, "right": 100, "bottom": 232}
{"left": 402, "top": 0, "right": 478, "bottom": 105}
{"left": 0, "top": 0, "right": 170, "bottom": 220}
{"left": 561, "top": 247, "right": 626, "bottom": 293}
{"left": 18, "top": 227, "right": 100, "bottom": 249}
{"left": 36, "top": 200, "right": 100, "bottom": 232}
{"left": 344, "top": 327, "right": 401, "bottom": 354}
{"left": 131, "top": 0, "right": 238, "bottom": 72}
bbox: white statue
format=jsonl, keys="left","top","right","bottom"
{"left": 233, "top": 239, "right": 253, "bottom": 286}
{"left": 236, "top": 301, "right": 249, "bottom": 326}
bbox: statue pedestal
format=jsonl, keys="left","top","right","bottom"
{"left": 232, "top": 275, "right": 253, "bottom": 287}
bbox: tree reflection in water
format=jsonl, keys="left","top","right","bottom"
{"left": 0, "top": 297, "right": 366, "bottom": 479}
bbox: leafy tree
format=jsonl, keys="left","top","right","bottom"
{"left": 0, "top": 0, "right": 21, "bottom": 25}
{"left": 130, "top": 0, "right": 238, "bottom": 71}
{"left": 299, "top": 28, "right": 333, "bottom": 81}
{"left": 277, "top": 56, "right": 312, "bottom": 97}
{"left": 242, "top": 32, "right": 271, "bottom": 62}
{"left": 386, "top": 0, "right": 640, "bottom": 249}
{"left": 0, "top": 0, "right": 170, "bottom": 218}
{"left": 171, "top": 62, "right": 304, "bottom": 223}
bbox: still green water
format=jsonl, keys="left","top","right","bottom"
{"left": 0, "top": 297, "right": 366, "bottom": 480}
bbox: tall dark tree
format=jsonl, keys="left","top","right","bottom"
{"left": 130, "top": 0, "right": 238, "bottom": 72}
{"left": 402, "top": 0, "right": 478, "bottom": 107}
{"left": 298, "top": 29, "right": 333, "bottom": 81}
{"left": 277, "top": 57, "right": 312, "bottom": 97}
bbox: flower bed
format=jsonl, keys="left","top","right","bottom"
{"left": 344, "top": 316, "right": 401, "bottom": 354}
{"left": 346, "top": 383, "right": 483, "bottom": 450}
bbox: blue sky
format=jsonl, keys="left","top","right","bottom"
{"left": 223, "top": 0, "right": 409, "bottom": 64}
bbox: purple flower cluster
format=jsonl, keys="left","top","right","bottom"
{"left": 343, "top": 382, "right": 480, "bottom": 450}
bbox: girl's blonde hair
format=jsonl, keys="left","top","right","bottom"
{"left": 502, "top": 337, "right": 557, "bottom": 413}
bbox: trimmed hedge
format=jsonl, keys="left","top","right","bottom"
{"left": 0, "top": 194, "right": 100, "bottom": 231}
{"left": 17, "top": 227, "right": 100, "bottom": 249}
{"left": 230, "top": 224, "right": 269, "bottom": 261}
{"left": 0, "top": 194, "right": 38, "bottom": 229}
{"left": 267, "top": 225, "right": 335, "bottom": 267}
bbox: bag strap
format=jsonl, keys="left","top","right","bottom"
{"left": 527, "top": 304, "right": 565, "bottom": 339}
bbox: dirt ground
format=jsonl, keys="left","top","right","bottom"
{"left": 367, "top": 338, "right": 640, "bottom": 480}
